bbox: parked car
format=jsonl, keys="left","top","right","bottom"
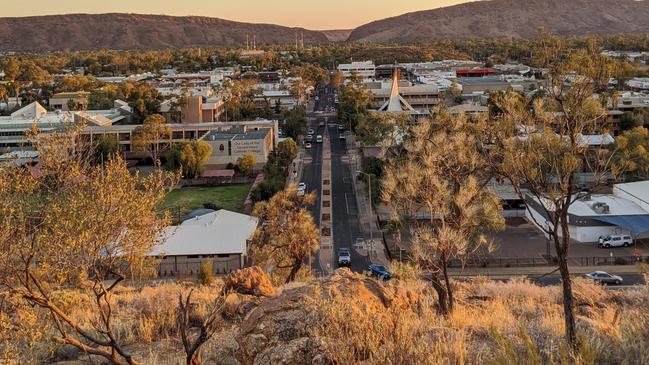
{"left": 338, "top": 124, "right": 345, "bottom": 131}
{"left": 338, "top": 248, "right": 351, "bottom": 267}
{"left": 585, "top": 271, "right": 623, "bottom": 285}
{"left": 305, "top": 142, "right": 312, "bottom": 149}
{"left": 307, "top": 128, "right": 315, "bottom": 135}
{"left": 306, "top": 134, "right": 313, "bottom": 142}
{"left": 368, "top": 264, "right": 392, "bottom": 280}
{"left": 339, "top": 135, "right": 346, "bottom": 141}
{"left": 316, "top": 135, "right": 323, "bottom": 143}
{"left": 598, "top": 234, "right": 633, "bottom": 248}
{"left": 298, "top": 182, "right": 306, "bottom": 191}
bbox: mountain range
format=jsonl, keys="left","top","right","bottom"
{"left": 1, "top": 0, "right": 649, "bottom": 51}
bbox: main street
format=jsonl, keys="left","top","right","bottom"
{"left": 304, "top": 84, "right": 369, "bottom": 273}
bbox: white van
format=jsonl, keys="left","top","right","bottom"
{"left": 597, "top": 234, "right": 633, "bottom": 248}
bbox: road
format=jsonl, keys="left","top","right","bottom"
{"left": 304, "top": 84, "right": 368, "bottom": 273}
{"left": 532, "top": 273, "right": 645, "bottom": 286}
{"left": 329, "top": 122, "right": 369, "bottom": 273}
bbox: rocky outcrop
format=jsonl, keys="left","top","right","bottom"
{"left": 234, "top": 268, "right": 422, "bottom": 365}
{"left": 0, "top": 13, "right": 329, "bottom": 52}
{"left": 348, "top": 0, "right": 649, "bottom": 43}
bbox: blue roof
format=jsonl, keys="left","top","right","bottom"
{"left": 591, "top": 215, "right": 649, "bottom": 235}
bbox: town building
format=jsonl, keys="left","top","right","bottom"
{"left": 81, "top": 119, "right": 279, "bottom": 154}
{"left": 49, "top": 91, "right": 90, "bottom": 111}
{"left": 201, "top": 127, "right": 274, "bottom": 169}
{"left": 337, "top": 61, "right": 376, "bottom": 79}
{"left": 366, "top": 69, "right": 439, "bottom": 113}
{"left": 0, "top": 102, "right": 124, "bottom": 149}
{"left": 152, "top": 209, "right": 258, "bottom": 275}
{"left": 525, "top": 184, "right": 649, "bottom": 243}
{"left": 457, "top": 75, "right": 542, "bottom": 94}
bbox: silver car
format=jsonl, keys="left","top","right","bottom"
{"left": 585, "top": 271, "right": 623, "bottom": 285}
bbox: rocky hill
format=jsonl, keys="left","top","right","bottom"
{"left": 0, "top": 13, "right": 329, "bottom": 52}
{"left": 348, "top": 0, "right": 649, "bottom": 43}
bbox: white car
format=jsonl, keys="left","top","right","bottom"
{"left": 598, "top": 234, "right": 633, "bottom": 248}
{"left": 585, "top": 271, "right": 623, "bottom": 285}
{"left": 305, "top": 142, "right": 312, "bottom": 149}
{"left": 297, "top": 182, "right": 306, "bottom": 193}
{"left": 316, "top": 135, "right": 323, "bottom": 143}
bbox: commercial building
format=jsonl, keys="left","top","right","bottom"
{"left": 152, "top": 209, "right": 258, "bottom": 275}
{"left": 82, "top": 119, "right": 279, "bottom": 154}
{"left": 457, "top": 76, "right": 542, "bottom": 94}
{"left": 201, "top": 127, "right": 274, "bottom": 169}
{"left": 0, "top": 101, "right": 134, "bottom": 149}
{"left": 525, "top": 185, "right": 649, "bottom": 243}
{"left": 337, "top": 61, "right": 376, "bottom": 79}
{"left": 366, "top": 68, "right": 439, "bottom": 114}
{"left": 49, "top": 91, "right": 89, "bottom": 111}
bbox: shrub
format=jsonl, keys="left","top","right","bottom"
{"left": 198, "top": 260, "right": 214, "bottom": 286}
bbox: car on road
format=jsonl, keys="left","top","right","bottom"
{"left": 305, "top": 142, "right": 312, "bottom": 149}
{"left": 585, "top": 271, "right": 623, "bottom": 285}
{"left": 338, "top": 124, "right": 345, "bottom": 131}
{"left": 298, "top": 182, "right": 306, "bottom": 191}
{"left": 598, "top": 234, "right": 633, "bottom": 248}
{"left": 316, "top": 135, "right": 323, "bottom": 143}
{"left": 307, "top": 128, "right": 315, "bottom": 135}
{"left": 306, "top": 134, "right": 313, "bottom": 142}
{"left": 339, "top": 134, "right": 346, "bottom": 141}
{"left": 338, "top": 248, "right": 351, "bottom": 267}
{"left": 368, "top": 264, "right": 392, "bottom": 280}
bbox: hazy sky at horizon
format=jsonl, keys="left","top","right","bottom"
{"left": 3, "top": 0, "right": 473, "bottom": 29}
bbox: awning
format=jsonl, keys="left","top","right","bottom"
{"left": 591, "top": 215, "right": 649, "bottom": 235}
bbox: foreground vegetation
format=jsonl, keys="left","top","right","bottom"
{"left": 2, "top": 269, "right": 648, "bottom": 365}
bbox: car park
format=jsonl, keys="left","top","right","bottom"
{"left": 338, "top": 248, "right": 351, "bottom": 267}
{"left": 598, "top": 234, "right": 633, "bottom": 248}
{"left": 585, "top": 271, "right": 623, "bottom": 285}
{"left": 368, "top": 264, "right": 392, "bottom": 280}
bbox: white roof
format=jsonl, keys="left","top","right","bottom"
{"left": 614, "top": 181, "right": 649, "bottom": 204}
{"left": 150, "top": 210, "right": 258, "bottom": 257}
{"left": 570, "top": 195, "right": 648, "bottom": 216}
{"left": 578, "top": 134, "right": 615, "bottom": 147}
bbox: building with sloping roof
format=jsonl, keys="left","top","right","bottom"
{"left": 525, "top": 191, "right": 649, "bottom": 243}
{"left": 152, "top": 209, "right": 258, "bottom": 275}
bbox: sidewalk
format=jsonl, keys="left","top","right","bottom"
{"left": 347, "top": 134, "right": 389, "bottom": 266}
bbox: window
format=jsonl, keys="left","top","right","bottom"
{"left": 187, "top": 255, "right": 199, "bottom": 259}
{"left": 217, "top": 254, "right": 230, "bottom": 258}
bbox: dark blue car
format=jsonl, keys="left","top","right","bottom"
{"left": 368, "top": 264, "right": 392, "bottom": 280}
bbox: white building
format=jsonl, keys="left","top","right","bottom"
{"left": 525, "top": 190, "right": 649, "bottom": 243}
{"left": 152, "top": 210, "right": 258, "bottom": 275}
{"left": 337, "top": 61, "right": 376, "bottom": 79}
{"left": 626, "top": 78, "right": 649, "bottom": 92}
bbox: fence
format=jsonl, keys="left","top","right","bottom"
{"left": 156, "top": 257, "right": 242, "bottom": 278}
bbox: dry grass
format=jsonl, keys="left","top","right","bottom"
{"left": 2, "top": 276, "right": 649, "bottom": 364}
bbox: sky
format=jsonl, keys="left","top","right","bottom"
{"left": 2, "top": 0, "right": 473, "bottom": 30}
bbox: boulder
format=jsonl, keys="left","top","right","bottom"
{"left": 233, "top": 268, "right": 422, "bottom": 364}
{"left": 224, "top": 267, "right": 277, "bottom": 297}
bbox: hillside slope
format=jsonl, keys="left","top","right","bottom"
{"left": 348, "top": 0, "right": 649, "bottom": 42}
{"left": 0, "top": 13, "right": 329, "bottom": 51}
